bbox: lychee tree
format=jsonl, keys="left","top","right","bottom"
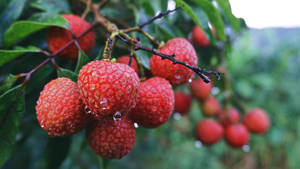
{"left": 0, "top": 0, "right": 273, "bottom": 169}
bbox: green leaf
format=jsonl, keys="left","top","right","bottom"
{"left": 0, "top": 46, "right": 41, "bottom": 67}
{"left": 215, "top": 0, "right": 240, "bottom": 32}
{"left": 75, "top": 50, "right": 90, "bottom": 74}
{"left": 173, "top": 0, "right": 203, "bottom": 30}
{"left": 136, "top": 50, "right": 150, "bottom": 70}
{"left": 57, "top": 68, "right": 78, "bottom": 82}
{"left": 3, "top": 15, "right": 69, "bottom": 48}
{"left": 42, "top": 137, "right": 71, "bottom": 169}
{"left": 94, "top": 47, "right": 104, "bottom": 61}
{"left": 191, "top": 0, "right": 226, "bottom": 41}
{"left": 30, "top": 0, "right": 70, "bottom": 14}
{"left": 0, "top": 85, "right": 25, "bottom": 167}
{"left": 0, "top": 74, "right": 17, "bottom": 95}
{"left": 0, "top": 0, "right": 26, "bottom": 46}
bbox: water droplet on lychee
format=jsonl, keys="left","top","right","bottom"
{"left": 134, "top": 122, "right": 139, "bottom": 128}
{"left": 175, "top": 75, "right": 181, "bottom": 80}
{"left": 242, "top": 144, "right": 250, "bottom": 152}
{"left": 173, "top": 112, "right": 181, "bottom": 120}
{"left": 85, "top": 105, "right": 92, "bottom": 114}
{"left": 188, "top": 78, "right": 193, "bottom": 83}
{"left": 195, "top": 140, "right": 202, "bottom": 148}
{"left": 113, "top": 111, "right": 122, "bottom": 121}
{"left": 100, "top": 98, "right": 107, "bottom": 104}
{"left": 100, "top": 98, "right": 109, "bottom": 110}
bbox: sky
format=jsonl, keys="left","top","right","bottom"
{"left": 229, "top": 0, "right": 300, "bottom": 28}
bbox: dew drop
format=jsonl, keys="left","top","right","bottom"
{"left": 173, "top": 112, "right": 181, "bottom": 120}
{"left": 188, "top": 78, "right": 193, "bottom": 83}
{"left": 211, "top": 87, "right": 220, "bottom": 95}
{"left": 100, "top": 98, "right": 107, "bottom": 105}
{"left": 195, "top": 140, "right": 202, "bottom": 148}
{"left": 84, "top": 105, "right": 92, "bottom": 114}
{"left": 242, "top": 145, "right": 250, "bottom": 152}
{"left": 134, "top": 123, "right": 139, "bottom": 128}
{"left": 113, "top": 111, "right": 122, "bottom": 121}
{"left": 175, "top": 75, "right": 181, "bottom": 80}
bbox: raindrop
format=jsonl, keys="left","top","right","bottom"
{"left": 242, "top": 145, "right": 250, "bottom": 152}
{"left": 134, "top": 123, "right": 139, "bottom": 128}
{"left": 211, "top": 87, "right": 220, "bottom": 95}
{"left": 100, "top": 98, "right": 107, "bottom": 105}
{"left": 175, "top": 75, "right": 181, "bottom": 80}
{"left": 173, "top": 112, "right": 181, "bottom": 120}
{"left": 195, "top": 140, "right": 202, "bottom": 148}
{"left": 85, "top": 105, "right": 92, "bottom": 114}
{"left": 113, "top": 111, "right": 122, "bottom": 121}
{"left": 188, "top": 78, "right": 193, "bottom": 83}
{"left": 100, "top": 98, "right": 109, "bottom": 110}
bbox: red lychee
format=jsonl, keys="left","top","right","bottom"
{"left": 35, "top": 77, "right": 88, "bottom": 136}
{"left": 189, "top": 78, "right": 212, "bottom": 101}
{"left": 117, "top": 56, "right": 139, "bottom": 73}
{"left": 192, "top": 26, "right": 210, "bottom": 47}
{"left": 202, "top": 97, "right": 221, "bottom": 116}
{"left": 218, "top": 108, "right": 240, "bottom": 126}
{"left": 243, "top": 108, "right": 270, "bottom": 134}
{"left": 77, "top": 60, "right": 140, "bottom": 120}
{"left": 47, "top": 14, "right": 96, "bottom": 60}
{"left": 86, "top": 116, "right": 136, "bottom": 159}
{"left": 225, "top": 124, "right": 249, "bottom": 148}
{"left": 150, "top": 38, "right": 198, "bottom": 85}
{"left": 129, "top": 77, "right": 174, "bottom": 128}
{"left": 195, "top": 119, "right": 224, "bottom": 145}
{"left": 174, "top": 92, "right": 192, "bottom": 115}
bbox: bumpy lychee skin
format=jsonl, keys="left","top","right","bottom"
{"left": 150, "top": 38, "right": 198, "bottom": 85}
{"left": 218, "top": 108, "right": 240, "bottom": 126}
{"left": 195, "top": 119, "right": 224, "bottom": 145}
{"left": 243, "top": 108, "right": 270, "bottom": 134}
{"left": 86, "top": 116, "right": 136, "bottom": 159}
{"left": 35, "top": 77, "right": 88, "bottom": 136}
{"left": 192, "top": 26, "right": 210, "bottom": 47}
{"left": 189, "top": 78, "right": 212, "bottom": 101}
{"left": 174, "top": 92, "right": 192, "bottom": 115}
{"left": 129, "top": 77, "right": 174, "bottom": 128}
{"left": 47, "top": 14, "right": 96, "bottom": 60}
{"left": 78, "top": 60, "right": 140, "bottom": 120}
{"left": 117, "top": 56, "right": 139, "bottom": 73}
{"left": 202, "top": 97, "right": 221, "bottom": 116}
{"left": 225, "top": 124, "right": 249, "bottom": 148}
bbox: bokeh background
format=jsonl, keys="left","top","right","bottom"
{"left": 1, "top": 0, "right": 300, "bottom": 169}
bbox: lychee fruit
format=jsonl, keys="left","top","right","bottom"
{"left": 129, "top": 77, "right": 174, "bottom": 128}
{"left": 47, "top": 14, "right": 96, "bottom": 60}
{"left": 117, "top": 56, "right": 139, "bottom": 73}
{"left": 192, "top": 26, "right": 210, "bottom": 47}
{"left": 225, "top": 124, "right": 249, "bottom": 148}
{"left": 78, "top": 60, "right": 140, "bottom": 120}
{"left": 150, "top": 38, "right": 198, "bottom": 85}
{"left": 189, "top": 78, "right": 212, "bottom": 101}
{"left": 195, "top": 119, "right": 224, "bottom": 145}
{"left": 243, "top": 108, "right": 270, "bottom": 134}
{"left": 86, "top": 116, "right": 136, "bottom": 159}
{"left": 202, "top": 97, "right": 221, "bottom": 116}
{"left": 174, "top": 91, "right": 192, "bottom": 115}
{"left": 218, "top": 108, "right": 240, "bottom": 126}
{"left": 35, "top": 77, "right": 88, "bottom": 136}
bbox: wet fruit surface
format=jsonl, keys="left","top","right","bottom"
{"left": 78, "top": 61, "right": 140, "bottom": 120}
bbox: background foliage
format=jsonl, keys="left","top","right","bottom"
{"left": 0, "top": 0, "right": 299, "bottom": 169}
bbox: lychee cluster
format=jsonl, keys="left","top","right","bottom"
{"left": 188, "top": 78, "right": 270, "bottom": 148}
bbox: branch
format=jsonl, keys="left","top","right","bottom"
{"left": 138, "top": 7, "right": 180, "bottom": 28}
{"left": 118, "top": 34, "right": 220, "bottom": 83}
